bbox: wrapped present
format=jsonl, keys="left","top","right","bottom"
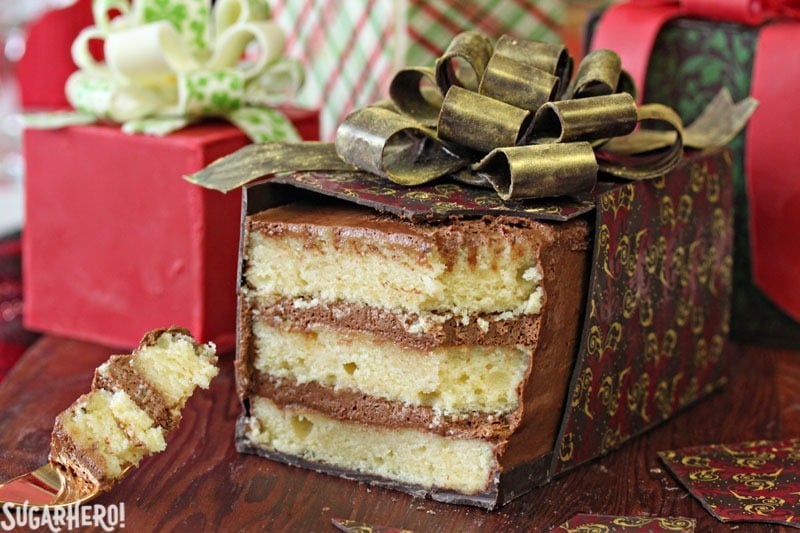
{"left": 22, "top": 0, "right": 320, "bottom": 350}
{"left": 190, "top": 31, "right": 747, "bottom": 507}
{"left": 23, "top": 113, "right": 317, "bottom": 351}
{"left": 270, "top": 0, "right": 567, "bottom": 140}
{"left": 591, "top": 0, "right": 800, "bottom": 347}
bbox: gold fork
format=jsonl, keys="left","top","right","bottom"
{"left": 0, "top": 463, "right": 117, "bottom": 509}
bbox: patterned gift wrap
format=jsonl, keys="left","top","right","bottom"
{"left": 552, "top": 148, "right": 733, "bottom": 476}
{"left": 271, "top": 0, "right": 564, "bottom": 140}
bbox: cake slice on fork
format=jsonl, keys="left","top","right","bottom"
{"left": 49, "top": 327, "right": 219, "bottom": 493}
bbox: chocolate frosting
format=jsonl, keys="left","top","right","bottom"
{"left": 50, "top": 400, "right": 114, "bottom": 491}
{"left": 93, "top": 356, "right": 179, "bottom": 431}
{"left": 247, "top": 201, "right": 590, "bottom": 272}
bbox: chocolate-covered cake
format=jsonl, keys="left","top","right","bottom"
{"left": 50, "top": 328, "right": 219, "bottom": 492}
{"left": 235, "top": 200, "right": 591, "bottom": 507}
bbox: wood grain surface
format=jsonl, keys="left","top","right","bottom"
{"left": 1, "top": 336, "right": 798, "bottom": 532}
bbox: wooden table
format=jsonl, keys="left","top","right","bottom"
{"left": 1, "top": 336, "right": 798, "bottom": 532}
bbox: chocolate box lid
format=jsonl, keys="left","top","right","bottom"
{"left": 257, "top": 169, "right": 597, "bottom": 221}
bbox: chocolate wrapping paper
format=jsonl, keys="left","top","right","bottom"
{"left": 237, "top": 146, "right": 734, "bottom": 507}
{"left": 551, "top": 147, "right": 733, "bottom": 476}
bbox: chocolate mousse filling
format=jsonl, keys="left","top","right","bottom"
{"left": 250, "top": 374, "right": 520, "bottom": 441}
{"left": 50, "top": 416, "right": 110, "bottom": 491}
{"left": 93, "top": 357, "right": 178, "bottom": 431}
{"left": 248, "top": 297, "right": 543, "bottom": 350}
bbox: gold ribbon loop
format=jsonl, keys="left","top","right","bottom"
{"left": 434, "top": 30, "right": 494, "bottom": 93}
{"left": 335, "top": 107, "right": 466, "bottom": 186}
{"left": 567, "top": 48, "right": 634, "bottom": 100}
{"left": 438, "top": 86, "right": 531, "bottom": 152}
{"left": 388, "top": 67, "right": 442, "bottom": 128}
{"left": 529, "top": 93, "right": 639, "bottom": 144}
{"left": 470, "top": 143, "right": 598, "bottom": 200}
{"left": 597, "top": 103, "right": 685, "bottom": 180}
{"left": 492, "top": 35, "right": 572, "bottom": 97}
{"left": 479, "top": 53, "right": 559, "bottom": 111}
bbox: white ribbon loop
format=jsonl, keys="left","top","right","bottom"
{"left": 105, "top": 21, "right": 200, "bottom": 85}
{"left": 206, "top": 21, "right": 284, "bottom": 79}
{"left": 70, "top": 26, "right": 107, "bottom": 74}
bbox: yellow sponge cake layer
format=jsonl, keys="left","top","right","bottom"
{"left": 252, "top": 321, "right": 530, "bottom": 415}
{"left": 245, "top": 397, "right": 497, "bottom": 495}
{"left": 244, "top": 203, "right": 564, "bottom": 317}
{"left": 127, "top": 329, "right": 218, "bottom": 408}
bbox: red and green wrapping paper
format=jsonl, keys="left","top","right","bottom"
{"left": 592, "top": 0, "right": 800, "bottom": 346}
{"left": 270, "top": 0, "right": 565, "bottom": 141}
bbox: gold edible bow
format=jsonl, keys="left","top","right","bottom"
{"left": 188, "top": 31, "right": 756, "bottom": 200}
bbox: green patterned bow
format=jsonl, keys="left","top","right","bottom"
{"left": 26, "top": 0, "right": 304, "bottom": 142}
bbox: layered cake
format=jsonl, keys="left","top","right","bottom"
{"left": 235, "top": 199, "right": 591, "bottom": 507}
{"left": 50, "top": 327, "right": 219, "bottom": 493}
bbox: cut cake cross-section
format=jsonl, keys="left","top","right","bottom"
{"left": 235, "top": 200, "right": 591, "bottom": 508}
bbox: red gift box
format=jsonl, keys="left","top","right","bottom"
{"left": 22, "top": 109, "right": 318, "bottom": 350}
{"left": 591, "top": 0, "right": 800, "bottom": 337}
